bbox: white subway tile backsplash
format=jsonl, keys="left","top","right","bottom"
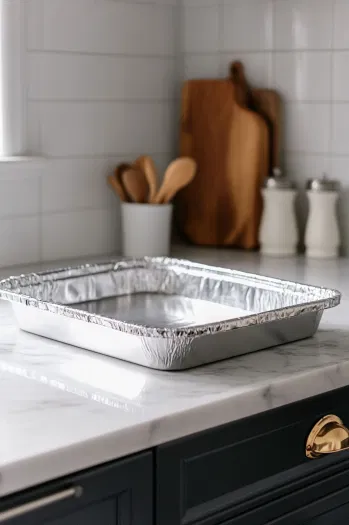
{"left": 183, "top": 0, "right": 218, "bottom": 5}
{"left": 38, "top": 0, "right": 175, "bottom": 56}
{"left": 142, "top": 0, "right": 177, "bottom": 4}
{"left": 222, "top": 0, "right": 273, "bottom": 52}
{"left": 182, "top": 6, "right": 219, "bottom": 53}
{"left": 41, "top": 158, "right": 120, "bottom": 213}
{"left": 332, "top": 156, "right": 349, "bottom": 184}
{"left": 151, "top": 153, "right": 174, "bottom": 180}
{"left": 285, "top": 103, "right": 331, "bottom": 153}
{"left": 333, "top": 52, "right": 349, "bottom": 101}
{"left": 332, "top": 157, "right": 349, "bottom": 255}
{"left": 334, "top": 0, "right": 349, "bottom": 49}
{"left": 26, "top": 0, "right": 44, "bottom": 50}
{"left": 9, "top": 0, "right": 349, "bottom": 266}
{"left": 183, "top": 54, "right": 220, "bottom": 79}
{"left": 41, "top": 208, "right": 119, "bottom": 261}
{"left": 27, "top": 98, "right": 41, "bottom": 154}
{"left": 32, "top": 101, "right": 173, "bottom": 157}
{"left": 127, "top": 102, "right": 175, "bottom": 156}
{"left": 0, "top": 177, "right": 40, "bottom": 217}
{"left": 273, "top": 52, "right": 331, "bottom": 102}
{"left": 286, "top": 153, "right": 331, "bottom": 185}
{"left": 273, "top": 0, "right": 333, "bottom": 50}
{"left": 332, "top": 104, "right": 349, "bottom": 155}
{"left": 0, "top": 216, "right": 40, "bottom": 267}
{"left": 0, "top": 169, "right": 41, "bottom": 218}
{"left": 29, "top": 54, "right": 176, "bottom": 101}
{"left": 3, "top": 0, "right": 180, "bottom": 266}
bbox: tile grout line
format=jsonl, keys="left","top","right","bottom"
{"left": 328, "top": 0, "right": 336, "bottom": 177}
{"left": 27, "top": 49, "right": 177, "bottom": 59}
{"left": 217, "top": 0, "right": 224, "bottom": 75}
{"left": 37, "top": 0, "right": 44, "bottom": 264}
{"left": 270, "top": 0, "right": 276, "bottom": 92}
{"left": 0, "top": 151, "right": 346, "bottom": 162}
{"left": 181, "top": 49, "right": 349, "bottom": 56}
{"left": 29, "top": 99, "right": 349, "bottom": 105}
{"left": 6, "top": 152, "right": 174, "bottom": 161}
{"left": 38, "top": 166, "right": 43, "bottom": 264}
{"left": 27, "top": 98, "right": 177, "bottom": 104}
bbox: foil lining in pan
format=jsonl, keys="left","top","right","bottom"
{"left": 0, "top": 258, "right": 341, "bottom": 370}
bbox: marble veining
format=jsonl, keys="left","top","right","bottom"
{"left": 1, "top": 248, "right": 349, "bottom": 497}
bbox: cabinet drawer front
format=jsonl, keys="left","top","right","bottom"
{"left": 303, "top": 502, "right": 349, "bottom": 525}
{"left": 201, "top": 474, "right": 349, "bottom": 525}
{"left": 267, "top": 482, "right": 349, "bottom": 525}
{"left": 0, "top": 451, "right": 152, "bottom": 525}
{"left": 42, "top": 499, "right": 117, "bottom": 525}
{"left": 156, "top": 386, "right": 349, "bottom": 525}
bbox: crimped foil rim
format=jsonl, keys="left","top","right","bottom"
{"left": 0, "top": 257, "right": 341, "bottom": 339}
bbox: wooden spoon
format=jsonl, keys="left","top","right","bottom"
{"left": 109, "top": 163, "right": 133, "bottom": 202}
{"left": 154, "top": 157, "right": 197, "bottom": 204}
{"left": 122, "top": 167, "right": 149, "bottom": 203}
{"left": 133, "top": 155, "right": 146, "bottom": 172}
{"left": 107, "top": 172, "right": 127, "bottom": 202}
{"left": 134, "top": 156, "right": 158, "bottom": 203}
{"left": 143, "top": 156, "right": 158, "bottom": 203}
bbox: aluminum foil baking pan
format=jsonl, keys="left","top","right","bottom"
{"left": 0, "top": 258, "right": 341, "bottom": 370}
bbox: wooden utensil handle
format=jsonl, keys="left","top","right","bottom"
{"left": 107, "top": 174, "right": 127, "bottom": 202}
{"left": 230, "top": 61, "right": 250, "bottom": 108}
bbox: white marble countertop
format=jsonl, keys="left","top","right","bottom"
{"left": 1, "top": 247, "right": 349, "bottom": 497}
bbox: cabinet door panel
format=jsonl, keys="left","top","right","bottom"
{"left": 266, "top": 484, "right": 349, "bottom": 525}
{"left": 157, "top": 385, "right": 349, "bottom": 525}
{"left": 0, "top": 452, "right": 152, "bottom": 525}
{"left": 45, "top": 499, "right": 117, "bottom": 525}
{"left": 302, "top": 501, "right": 349, "bottom": 525}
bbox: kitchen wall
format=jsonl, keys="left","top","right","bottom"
{"left": 0, "top": 0, "right": 178, "bottom": 267}
{"left": 181, "top": 0, "right": 349, "bottom": 253}
{"left": 3, "top": 0, "right": 349, "bottom": 267}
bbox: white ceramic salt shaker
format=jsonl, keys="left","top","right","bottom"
{"left": 305, "top": 175, "right": 340, "bottom": 259}
{"left": 259, "top": 168, "right": 298, "bottom": 256}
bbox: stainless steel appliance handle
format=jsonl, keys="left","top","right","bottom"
{"left": 0, "top": 486, "right": 83, "bottom": 523}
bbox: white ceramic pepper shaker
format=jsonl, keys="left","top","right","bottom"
{"left": 259, "top": 169, "right": 298, "bottom": 256}
{"left": 305, "top": 175, "right": 340, "bottom": 259}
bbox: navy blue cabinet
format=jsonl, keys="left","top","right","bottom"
{"left": 0, "top": 451, "right": 152, "bottom": 525}
{"left": 267, "top": 484, "right": 349, "bottom": 524}
{"left": 304, "top": 504, "right": 349, "bottom": 525}
{"left": 3, "top": 386, "right": 349, "bottom": 524}
{"left": 156, "top": 385, "right": 349, "bottom": 525}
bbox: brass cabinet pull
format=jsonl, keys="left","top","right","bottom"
{"left": 0, "top": 486, "right": 83, "bottom": 523}
{"left": 306, "top": 415, "right": 349, "bottom": 459}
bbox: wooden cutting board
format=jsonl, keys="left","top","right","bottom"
{"left": 223, "top": 107, "right": 269, "bottom": 248}
{"left": 178, "top": 80, "right": 235, "bottom": 246}
{"left": 229, "top": 61, "right": 282, "bottom": 172}
{"left": 176, "top": 78, "right": 269, "bottom": 248}
{"left": 251, "top": 89, "right": 282, "bottom": 171}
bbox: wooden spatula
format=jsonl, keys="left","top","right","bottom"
{"left": 122, "top": 167, "right": 149, "bottom": 203}
{"left": 153, "top": 157, "right": 197, "bottom": 204}
{"left": 143, "top": 157, "right": 158, "bottom": 203}
{"left": 134, "top": 155, "right": 158, "bottom": 203}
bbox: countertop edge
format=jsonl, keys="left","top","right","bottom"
{"left": 2, "top": 358, "right": 349, "bottom": 497}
